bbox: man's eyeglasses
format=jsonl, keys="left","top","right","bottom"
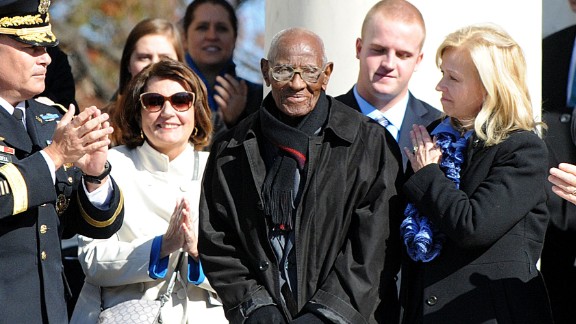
{"left": 269, "top": 64, "right": 325, "bottom": 83}
{"left": 140, "top": 92, "right": 195, "bottom": 112}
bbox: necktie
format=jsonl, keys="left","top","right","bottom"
{"left": 569, "top": 70, "right": 576, "bottom": 107}
{"left": 373, "top": 114, "right": 400, "bottom": 142}
{"left": 12, "top": 108, "right": 24, "bottom": 128}
{"left": 571, "top": 108, "right": 576, "bottom": 146}
{"left": 374, "top": 115, "right": 390, "bottom": 127}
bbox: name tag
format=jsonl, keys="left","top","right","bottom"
{"left": 0, "top": 153, "right": 12, "bottom": 164}
{"left": 0, "top": 146, "right": 14, "bottom": 164}
{"left": 0, "top": 145, "right": 15, "bottom": 155}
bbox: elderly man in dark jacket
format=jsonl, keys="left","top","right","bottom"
{"left": 199, "top": 27, "right": 404, "bottom": 324}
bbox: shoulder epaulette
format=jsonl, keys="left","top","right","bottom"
{"left": 33, "top": 97, "right": 68, "bottom": 113}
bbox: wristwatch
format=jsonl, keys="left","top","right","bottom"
{"left": 82, "top": 161, "right": 111, "bottom": 184}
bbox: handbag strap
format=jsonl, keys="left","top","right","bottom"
{"left": 162, "top": 149, "right": 196, "bottom": 297}
{"left": 158, "top": 151, "right": 198, "bottom": 306}
{"left": 158, "top": 251, "right": 185, "bottom": 306}
{"left": 192, "top": 150, "right": 199, "bottom": 181}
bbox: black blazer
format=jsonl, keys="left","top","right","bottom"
{"left": 335, "top": 87, "right": 441, "bottom": 169}
{"left": 0, "top": 100, "right": 124, "bottom": 323}
{"left": 541, "top": 25, "right": 576, "bottom": 324}
{"left": 400, "top": 120, "right": 552, "bottom": 323}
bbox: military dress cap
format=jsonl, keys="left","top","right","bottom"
{"left": 0, "top": 0, "right": 58, "bottom": 47}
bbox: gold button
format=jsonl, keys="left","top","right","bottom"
{"left": 41, "top": 251, "right": 47, "bottom": 261}
{"left": 40, "top": 225, "right": 48, "bottom": 234}
{"left": 68, "top": 176, "right": 73, "bottom": 183}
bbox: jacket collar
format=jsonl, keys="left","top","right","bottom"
{"left": 135, "top": 141, "right": 196, "bottom": 177}
{"left": 0, "top": 101, "right": 32, "bottom": 153}
{"left": 323, "top": 95, "right": 358, "bottom": 145}
{"left": 226, "top": 93, "right": 358, "bottom": 149}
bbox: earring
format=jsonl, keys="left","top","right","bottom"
{"left": 140, "top": 130, "right": 144, "bottom": 139}
{"left": 192, "top": 127, "right": 198, "bottom": 137}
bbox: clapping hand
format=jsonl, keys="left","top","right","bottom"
{"left": 44, "top": 104, "right": 113, "bottom": 175}
{"left": 214, "top": 73, "right": 248, "bottom": 126}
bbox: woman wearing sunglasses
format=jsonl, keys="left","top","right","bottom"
{"left": 71, "top": 59, "right": 227, "bottom": 323}
{"left": 105, "top": 18, "right": 185, "bottom": 145}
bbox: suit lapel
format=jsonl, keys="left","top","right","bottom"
{"left": 399, "top": 97, "right": 420, "bottom": 153}
{"left": 26, "top": 101, "right": 42, "bottom": 147}
{"left": 26, "top": 100, "right": 60, "bottom": 150}
{"left": 0, "top": 104, "right": 33, "bottom": 156}
{"left": 336, "top": 88, "right": 361, "bottom": 112}
{"left": 399, "top": 94, "right": 431, "bottom": 156}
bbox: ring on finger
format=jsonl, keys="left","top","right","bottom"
{"left": 413, "top": 145, "right": 419, "bottom": 153}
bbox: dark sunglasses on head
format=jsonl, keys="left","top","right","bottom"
{"left": 139, "top": 91, "right": 195, "bottom": 112}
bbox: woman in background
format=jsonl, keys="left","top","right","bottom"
{"left": 182, "top": 0, "right": 262, "bottom": 145}
{"left": 107, "top": 18, "right": 185, "bottom": 145}
{"left": 399, "top": 24, "right": 553, "bottom": 323}
{"left": 71, "top": 59, "right": 226, "bottom": 323}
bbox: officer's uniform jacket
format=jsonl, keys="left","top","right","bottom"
{"left": 0, "top": 99, "right": 124, "bottom": 323}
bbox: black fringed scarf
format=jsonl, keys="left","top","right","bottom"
{"left": 259, "top": 92, "right": 329, "bottom": 231}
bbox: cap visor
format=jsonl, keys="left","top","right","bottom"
{"left": 8, "top": 33, "right": 59, "bottom": 47}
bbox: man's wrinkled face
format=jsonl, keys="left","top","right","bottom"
{"left": 261, "top": 33, "right": 333, "bottom": 118}
{"left": 0, "top": 35, "right": 51, "bottom": 106}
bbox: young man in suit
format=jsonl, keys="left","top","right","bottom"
{"left": 0, "top": 1, "right": 124, "bottom": 322}
{"left": 336, "top": 0, "right": 441, "bottom": 169}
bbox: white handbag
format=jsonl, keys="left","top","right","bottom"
{"left": 98, "top": 252, "right": 184, "bottom": 324}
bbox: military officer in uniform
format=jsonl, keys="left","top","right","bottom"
{"left": 0, "top": 0, "right": 125, "bottom": 322}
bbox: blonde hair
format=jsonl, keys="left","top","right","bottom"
{"left": 436, "top": 24, "right": 541, "bottom": 146}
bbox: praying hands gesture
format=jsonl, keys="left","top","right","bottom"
{"left": 404, "top": 124, "right": 442, "bottom": 172}
{"left": 161, "top": 197, "right": 199, "bottom": 260}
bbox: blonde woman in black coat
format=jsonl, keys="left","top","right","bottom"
{"left": 399, "top": 24, "right": 553, "bottom": 324}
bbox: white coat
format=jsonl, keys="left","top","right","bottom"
{"left": 71, "top": 142, "right": 227, "bottom": 324}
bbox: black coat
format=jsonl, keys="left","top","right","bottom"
{"left": 335, "top": 88, "right": 441, "bottom": 169}
{"left": 541, "top": 24, "right": 576, "bottom": 324}
{"left": 400, "top": 120, "right": 552, "bottom": 323}
{"left": 199, "top": 95, "right": 404, "bottom": 323}
{"left": 0, "top": 100, "right": 124, "bottom": 323}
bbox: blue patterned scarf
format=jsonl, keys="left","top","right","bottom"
{"left": 401, "top": 118, "right": 472, "bottom": 262}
